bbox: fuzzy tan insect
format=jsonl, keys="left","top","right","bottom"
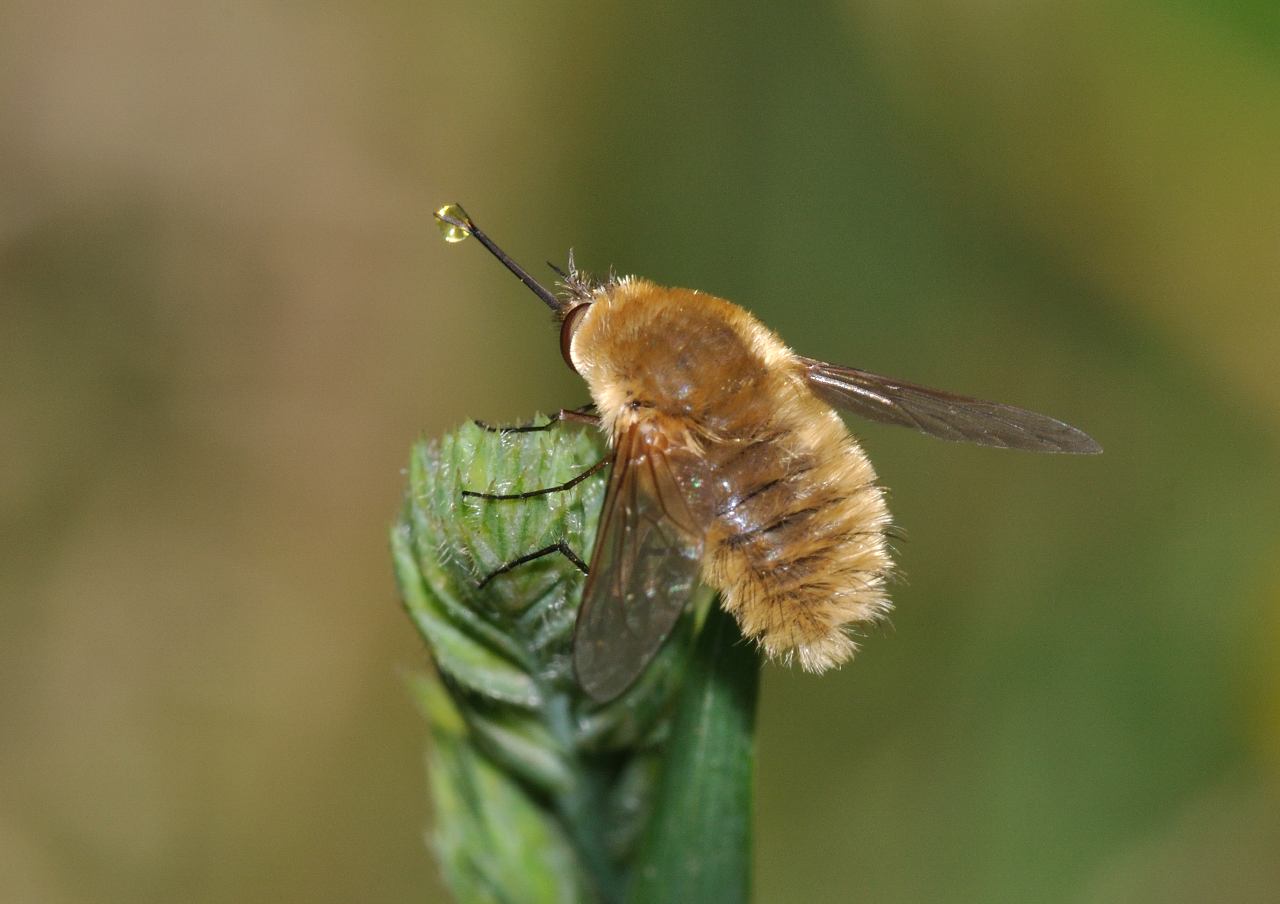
{"left": 570, "top": 278, "right": 892, "bottom": 676}
{"left": 436, "top": 204, "right": 1100, "bottom": 702}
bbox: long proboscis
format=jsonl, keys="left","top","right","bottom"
{"left": 435, "top": 204, "right": 568, "bottom": 314}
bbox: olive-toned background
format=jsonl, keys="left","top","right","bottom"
{"left": 4, "top": 2, "right": 1278, "bottom": 902}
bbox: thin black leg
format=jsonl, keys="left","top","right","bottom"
{"left": 478, "top": 541, "right": 590, "bottom": 588}
{"left": 474, "top": 404, "right": 600, "bottom": 434}
{"left": 463, "top": 455, "right": 610, "bottom": 501}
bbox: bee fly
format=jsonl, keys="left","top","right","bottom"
{"left": 436, "top": 204, "right": 1100, "bottom": 702}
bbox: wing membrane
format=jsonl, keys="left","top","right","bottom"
{"left": 573, "top": 424, "right": 705, "bottom": 702}
{"left": 800, "top": 356, "right": 1101, "bottom": 454}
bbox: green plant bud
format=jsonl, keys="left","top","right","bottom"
{"left": 394, "top": 418, "right": 701, "bottom": 903}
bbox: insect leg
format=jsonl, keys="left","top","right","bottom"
{"left": 477, "top": 541, "right": 589, "bottom": 588}
{"left": 474, "top": 404, "right": 600, "bottom": 434}
{"left": 462, "top": 456, "right": 610, "bottom": 501}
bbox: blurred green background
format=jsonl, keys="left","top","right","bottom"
{"left": 4, "top": 1, "right": 1279, "bottom": 902}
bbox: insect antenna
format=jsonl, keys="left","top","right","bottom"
{"left": 434, "top": 204, "right": 569, "bottom": 314}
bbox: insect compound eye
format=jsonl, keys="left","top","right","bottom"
{"left": 559, "top": 302, "right": 590, "bottom": 374}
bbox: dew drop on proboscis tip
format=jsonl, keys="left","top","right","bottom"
{"left": 434, "top": 204, "right": 471, "bottom": 244}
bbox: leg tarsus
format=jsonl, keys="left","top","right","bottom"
{"left": 462, "top": 455, "right": 610, "bottom": 501}
{"left": 477, "top": 541, "right": 590, "bottom": 589}
{"left": 474, "top": 405, "right": 600, "bottom": 434}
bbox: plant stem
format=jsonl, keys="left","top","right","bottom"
{"left": 628, "top": 601, "right": 760, "bottom": 903}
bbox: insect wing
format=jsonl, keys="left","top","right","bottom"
{"left": 800, "top": 356, "right": 1101, "bottom": 454}
{"left": 573, "top": 424, "right": 705, "bottom": 702}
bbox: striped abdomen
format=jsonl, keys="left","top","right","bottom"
{"left": 701, "top": 405, "right": 893, "bottom": 672}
